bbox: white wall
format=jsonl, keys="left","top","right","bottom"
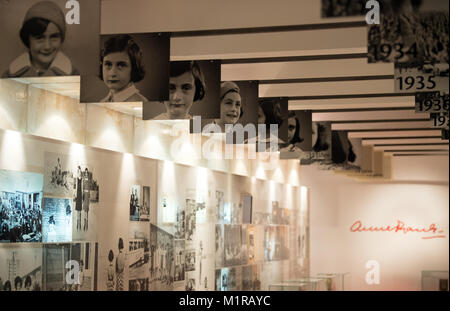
{"left": 302, "top": 156, "right": 449, "bottom": 291}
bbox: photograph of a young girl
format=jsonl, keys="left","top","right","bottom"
{"left": 80, "top": 32, "right": 169, "bottom": 103}
{"left": 280, "top": 110, "right": 313, "bottom": 159}
{"left": 199, "top": 81, "right": 258, "bottom": 143}
{"left": 144, "top": 60, "right": 220, "bottom": 120}
{"left": 0, "top": 0, "right": 100, "bottom": 78}
{"left": 253, "top": 98, "right": 288, "bottom": 152}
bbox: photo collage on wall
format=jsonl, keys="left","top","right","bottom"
{"left": 43, "top": 152, "right": 100, "bottom": 242}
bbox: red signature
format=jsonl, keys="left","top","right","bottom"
{"left": 350, "top": 220, "right": 446, "bottom": 239}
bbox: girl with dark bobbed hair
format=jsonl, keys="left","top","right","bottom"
{"left": 256, "top": 99, "right": 287, "bottom": 151}
{"left": 154, "top": 61, "right": 206, "bottom": 120}
{"left": 3, "top": 1, "right": 79, "bottom": 77}
{"left": 100, "top": 35, "right": 148, "bottom": 103}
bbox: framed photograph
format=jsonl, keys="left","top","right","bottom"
{"left": 81, "top": 32, "right": 170, "bottom": 103}
{"left": 42, "top": 197, "right": 72, "bottom": 242}
{"left": 0, "top": 169, "right": 43, "bottom": 243}
{"left": 0, "top": 0, "right": 100, "bottom": 78}
{"left": 144, "top": 60, "right": 220, "bottom": 120}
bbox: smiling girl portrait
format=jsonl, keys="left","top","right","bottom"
{"left": 0, "top": 0, "right": 100, "bottom": 78}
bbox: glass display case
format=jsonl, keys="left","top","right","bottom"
{"left": 316, "top": 273, "right": 350, "bottom": 291}
{"left": 289, "top": 277, "right": 329, "bottom": 291}
{"left": 421, "top": 271, "right": 449, "bottom": 291}
{"left": 268, "top": 281, "right": 316, "bottom": 291}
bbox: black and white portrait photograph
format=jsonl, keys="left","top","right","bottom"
{"left": 129, "top": 185, "right": 140, "bottom": 222}
{"left": 149, "top": 224, "right": 174, "bottom": 291}
{"left": 224, "top": 225, "right": 242, "bottom": 267}
{"left": 255, "top": 98, "right": 289, "bottom": 152}
{"left": 140, "top": 186, "right": 150, "bottom": 222}
{"left": 247, "top": 226, "right": 256, "bottom": 265}
{"left": 144, "top": 60, "right": 220, "bottom": 120}
{"left": 280, "top": 110, "right": 313, "bottom": 160}
{"left": 368, "top": 0, "right": 449, "bottom": 64}
{"left": 72, "top": 165, "right": 99, "bottom": 239}
{"left": 215, "top": 224, "right": 224, "bottom": 268}
{"left": 219, "top": 267, "right": 229, "bottom": 291}
{"left": 0, "top": 169, "right": 43, "bottom": 243}
{"left": 185, "top": 199, "right": 196, "bottom": 241}
{"left": 196, "top": 81, "right": 258, "bottom": 142}
{"left": 185, "top": 249, "right": 196, "bottom": 272}
{"left": 174, "top": 240, "right": 185, "bottom": 283}
{"left": 43, "top": 242, "right": 93, "bottom": 291}
{"left": 42, "top": 197, "right": 72, "bottom": 242}
{"left": 0, "top": 0, "right": 100, "bottom": 78}
{"left": 81, "top": 32, "right": 170, "bottom": 103}
{"left": 0, "top": 244, "right": 42, "bottom": 291}
{"left": 301, "top": 121, "right": 333, "bottom": 165}
{"left": 321, "top": 0, "right": 367, "bottom": 17}
{"left": 332, "top": 130, "right": 357, "bottom": 166}
{"left": 102, "top": 236, "right": 127, "bottom": 291}
{"left": 44, "top": 152, "right": 75, "bottom": 198}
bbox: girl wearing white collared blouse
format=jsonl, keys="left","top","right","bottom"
{"left": 100, "top": 35, "right": 148, "bottom": 103}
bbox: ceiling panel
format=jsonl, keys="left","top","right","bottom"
{"left": 313, "top": 110, "right": 424, "bottom": 122}
{"left": 349, "top": 130, "right": 443, "bottom": 138}
{"left": 374, "top": 145, "right": 449, "bottom": 151}
{"left": 332, "top": 121, "right": 431, "bottom": 131}
{"left": 289, "top": 96, "right": 415, "bottom": 110}
{"left": 260, "top": 79, "right": 394, "bottom": 97}
{"left": 222, "top": 58, "right": 393, "bottom": 81}
{"left": 362, "top": 138, "right": 446, "bottom": 145}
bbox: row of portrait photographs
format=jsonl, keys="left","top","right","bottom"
{"left": 0, "top": 241, "right": 97, "bottom": 291}
{"left": 129, "top": 185, "right": 150, "bottom": 222}
{"left": 367, "top": 0, "right": 449, "bottom": 65}
{"left": 0, "top": 0, "right": 100, "bottom": 78}
{"left": 44, "top": 152, "right": 99, "bottom": 241}
{"left": 215, "top": 264, "right": 261, "bottom": 291}
{"left": 0, "top": 169, "right": 43, "bottom": 243}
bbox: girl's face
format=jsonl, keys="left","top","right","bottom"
{"left": 287, "top": 117, "right": 297, "bottom": 143}
{"left": 102, "top": 52, "right": 132, "bottom": 93}
{"left": 220, "top": 92, "right": 241, "bottom": 125}
{"left": 257, "top": 106, "right": 266, "bottom": 124}
{"left": 166, "top": 71, "right": 196, "bottom": 118}
{"left": 29, "top": 22, "right": 62, "bottom": 70}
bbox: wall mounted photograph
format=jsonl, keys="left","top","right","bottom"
{"left": 81, "top": 32, "right": 170, "bottom": 103}
{"left": 0, "top": 169, "right": 43, "bottom": 243}
{"left": 0, "top": 0, "right": 100, "bottom": 78}
{"left": 144, "top": 60, "right": 220, "bottom": 120}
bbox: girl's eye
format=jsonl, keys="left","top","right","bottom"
{"left": 169, "top": 84, "right": 176, "bottom": 91}
{"left": 182, "top": 84, "right": 193, "bottom": 91}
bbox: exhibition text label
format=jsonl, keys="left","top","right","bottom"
{"left": 350, "top": 220, "right": 446, "bottom": 239}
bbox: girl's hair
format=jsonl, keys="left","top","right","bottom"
{"left": 25, "top": 276, "right": 32, "bottom": 288}
{"left": 170, "top": 61, "right": 206, "bottom": 102}
{"left": 100, "top": 35, "right": 146, "bottom": 83}
{"left": 258, "top": 99, "right": 285, "bottom": 129}
{"left": 14, "top": 276, "right": 23, "bottom": 289}
{"left": 20, "top": 18, "right": 61, "bottom": 48}
{"left": 288, "top": 112, "right": 304, "bottom": 145}
{"left": 118, "top": 237, "right": 124, "bottom": 250}
{"left": 3, "top": 280, "right": 11, "bottom": 291}
{"left": 313, "top": 123, "right": 330, "bottom": 152}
